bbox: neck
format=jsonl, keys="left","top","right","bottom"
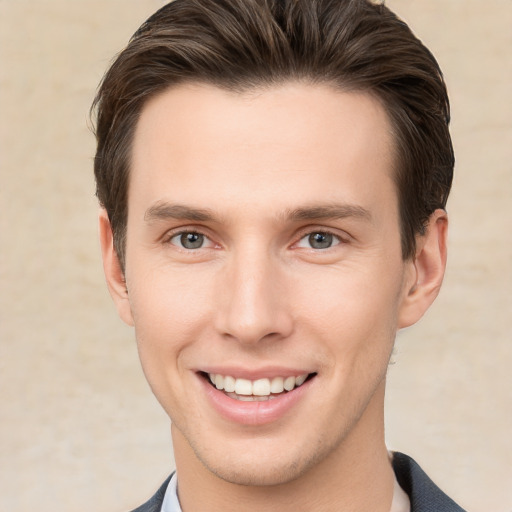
{"left": 173, "top": 382, "right": 394, "bottom": 512}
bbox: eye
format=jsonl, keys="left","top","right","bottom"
{"left": 296, "top": 231, "right": 341, "bottom": 250}
{"left": 169, "top": 231, "right": 213, "bottom": 250}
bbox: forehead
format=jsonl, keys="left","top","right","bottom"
{"left": 129, "top": 82, "right": 396, "bottom": 218}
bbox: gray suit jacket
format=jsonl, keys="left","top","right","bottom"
{"left": 130, "top": 452, "right": 466, "bottom": 512}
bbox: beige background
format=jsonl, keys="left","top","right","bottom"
{"left": 1, "top": 1, "right": 511, "bottom": 511}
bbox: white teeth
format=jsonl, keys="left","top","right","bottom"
{"left": 270, "top": 376, "right": 284, "bottom": 393}
{"left": 252, "top": 378, "right": 270, "bottom": 396}
{"left": 234, "top": 378, "right": 253, "bottom": 395}
{"left": 207, "top": 373, "right": 309, "bottom": 397}
{"left": 237, "top": 394, "right": 268, "bottom": 401}
{"left": 236, "top": 395, "right": 255, "bottom": 401}
{"left": 214, "top": 374, "right": 224, "bottom": 390}
{"left": 223, "top": 375, "right": 236, "bottom": 392}
{"left": 284, "top": 376, "right": 296, "bottom": 391}
{"left": 295, "top": 374, "right": 307, "bottom": 386}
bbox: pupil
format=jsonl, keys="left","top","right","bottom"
{"left": 309, "top": 232, "right": 332, "bottom": 249}
{"left": 181, "top": 232, "right": 203, "bottom": 249}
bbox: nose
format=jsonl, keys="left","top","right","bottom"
{"left": 214, "top": 249, "right": 294, "bottom": 345}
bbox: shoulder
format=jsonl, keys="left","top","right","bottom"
{"left": 129, "top": 473, "right": 173, "bottom": 512}
{"left": 392, "top": 452, "right": 467, "bottom": 512}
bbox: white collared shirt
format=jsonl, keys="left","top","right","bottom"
{"left": 161, "top": 473, "right": 182, "bottom": 512}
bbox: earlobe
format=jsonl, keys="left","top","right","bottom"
{"left": 398, "top": 209, "right": 448, "bottom": 328}
{"left": 98, "top": 209, "right": 134, "bottom": 327}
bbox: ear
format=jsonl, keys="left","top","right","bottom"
{"left": 98, "top": 209, "right": 134, "bottom": 326}
{"left": 398, "top": 209, "right": 448, "bottom": 329}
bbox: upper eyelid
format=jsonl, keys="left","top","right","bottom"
{"left": 162, "top": 225, "right": 212, "bottom": 241}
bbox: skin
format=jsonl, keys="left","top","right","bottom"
{"left": 100, "top": 83, "right": 447, "bottom": 511}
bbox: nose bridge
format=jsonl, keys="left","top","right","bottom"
{"left": 215, "top": 242, "right": 292, "bottom": 344}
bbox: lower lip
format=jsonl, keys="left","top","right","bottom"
{"left": 199, "top": 375, "right": 313, "bottom": 426}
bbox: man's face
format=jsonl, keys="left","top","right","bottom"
{"left": 116, "top": 83, "right": 419, "bottom": 485}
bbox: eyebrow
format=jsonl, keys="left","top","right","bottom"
{"left": 144, "top": 201, "right": 372, "bottom": 224}
{"left": 284, "top": 204, "right": 372, "bottom": 223}
{"left": 144, "top": 202, "right": 216, "bottom": 223}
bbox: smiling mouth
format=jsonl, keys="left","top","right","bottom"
{"left": 202, "top": 372, "right": 316, "bottom": 401}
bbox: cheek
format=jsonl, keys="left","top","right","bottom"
{"left": 292, "top": 264, "right": 403, "bottom": 357}
{"left": 125, "top": 268, "right": 218, "bottom": 421}
{"left": 127, "top": 267, "right": 215, "bottom": 366}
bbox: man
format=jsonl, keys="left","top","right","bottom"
{"left": 91, "top": 0, "right": 465, "bottom": 510}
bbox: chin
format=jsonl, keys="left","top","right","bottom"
{"left": 200, "top": 455, "right": 313, "bottom": 487}
{"left": 187, "top": 429, "right": 334, "bottom": 487}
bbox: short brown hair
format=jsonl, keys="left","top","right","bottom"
{"left": 92, "top": 0, "right": 454, "bottom": 268}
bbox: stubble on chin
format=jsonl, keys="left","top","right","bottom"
{"left": 174, "top": 418, "right": 354, "bottom": 488}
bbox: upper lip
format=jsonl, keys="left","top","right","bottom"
{"left": 197, "top": 366, "right": 314, "bottom": 380}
